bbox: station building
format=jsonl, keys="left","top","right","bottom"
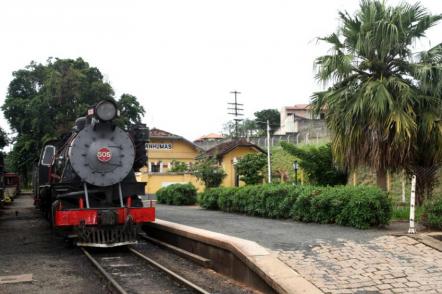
{"left": 137, "top": 128, "right": 265, "bottom": 194}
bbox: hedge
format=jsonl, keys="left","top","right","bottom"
{"left": 422, "top": 198, "right": 442, "bottom": 230}
{"left": 157, "top": 183, "right": 197, "bottom": 205}
{"left": 198, "top": 184, "right": 392, "bottom": 229}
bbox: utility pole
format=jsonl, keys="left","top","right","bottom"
{"left": 228, "top": 91, "right": 243, "bottom": 138}
{"left": 266, "top": 120, "right": 271, "bottom": 183}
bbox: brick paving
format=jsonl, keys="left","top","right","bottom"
{"left": 157, "top": 205, "right": 442, "bottom": 293}
{"left": 277, "top": 235, "right": 442, "bottom": 294}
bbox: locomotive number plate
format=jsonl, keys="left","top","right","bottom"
{"left": 97, "top": 147, "right": 112, "bottom": 162}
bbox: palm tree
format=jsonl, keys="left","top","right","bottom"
{"left": 311, "top": 0, "right": 442, "bottom": 191}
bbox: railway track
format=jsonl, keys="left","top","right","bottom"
{"left": 81, "top": 245, "right": 211, "bottom": 294}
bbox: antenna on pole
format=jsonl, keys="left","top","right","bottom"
{"left": 228, "top": 90, "right": 244, "bottom": 138}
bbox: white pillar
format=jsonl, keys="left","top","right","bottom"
{"left": 408, "top": 175, "right": 416, "bottom": 234}
{"left": 267, "top": 120, "right": 271, "bottom": 183}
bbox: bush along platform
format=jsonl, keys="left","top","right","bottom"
{"left": 422, "top": 197, "right": 442, "bottom": 230}
{"left": 157, "top": 183, "right": 197, "bottom": 205}
{"left": 198, "top": 184, "right": 392, "bottom": 229}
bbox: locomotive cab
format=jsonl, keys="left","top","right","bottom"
{"left": 34, "top": 100, "right": 154, "bottom": 247}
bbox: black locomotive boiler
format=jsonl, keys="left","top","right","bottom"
{"left": 34, "top": 100, "right": 154, "bottom": 247}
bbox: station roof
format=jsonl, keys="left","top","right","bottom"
{"left": 204, "top": 138, "right": 266, "bottom": 158}
{"left": 194, "top": 133, "right": 225, "bottom": 142}
{"left": 149, "top": 128, "right": 203, "bottom": 150}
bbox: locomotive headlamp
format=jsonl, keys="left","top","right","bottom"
{"left": 96, "top": 100, "right": 117, "bottom": 121}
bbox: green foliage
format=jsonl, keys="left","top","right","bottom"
{"left": 335, "top": 186, "right": 392, "bottom": 229}
{"left": 0, "top": 128, "right": 8, "bottom": 149}
{"left": 222, "top": 119, "right": 258, "bottom": 138}
{"left": 391, "top": 205, "right": 423, "bottom": 222}
{"left": 192, "top": 156, "right": 226, "bottom": 188}
{"left": 156, "top": 183, "right": 197, "bottom": 205}
{"left": 198, "top": 187, "right": 224, "bottom": 209}
{"left": 254, "top": 109, "right": 280, "bottom": 134}
{"left": 311, "top": 1, "right": 442, "bottom": 191}
{"left": 2, "top": 58, "right": 145, "bottom": 182}
{"left": 115, "top": 94, "right": 145, "bottom": 128}
{"left": 235, "top": 153, "right": 267, "bottom": 185}
{"left": 271, "top": 147, "right": 298, "bottom": 182}
{"left": 281, "top": 142, "right": 347, "bottom": 186}
{"left": 169, "top": 160, "right": 189, "bottom": 173}
{"left": 422, "top": 198, "right": 442, "bottom": 229}
{"left": 198, "top": 184, "right": 392, "bottom": 229}
{"left": 291, "top": 186, "right": 323, "bottom": 222}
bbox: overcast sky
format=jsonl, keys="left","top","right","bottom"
{"left": 0, "top": 0, "right": 441, "bottom": 142}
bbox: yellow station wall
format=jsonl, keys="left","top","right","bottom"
{"left": 138, "top": 137, "right": 263, "bottom": 194}
{"left": 221, "top": 146, "right": 262, "bottom": 187}
{"left": 147, "top": 138, "right": 200, "bottom": 173}
{"left": 137, "top": 172, "right": 205, "bottom": 194}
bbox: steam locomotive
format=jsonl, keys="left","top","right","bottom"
{"left": 34, "top": 100, "right": 155, "bottom": 247}
{"left": 0, "top": 153, "right": 4, "bottom": 205}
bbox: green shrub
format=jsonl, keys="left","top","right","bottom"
{"left": 290, "top": 186, "right": 323, "bottom": 222}
{"left": 198, "top": 188, "right": 221, "bottom": 209}
{"left": 156, "top": 183, "right": 197, "bottom": 205}
{"left": 235, "top": 153, "right": 267, "bottom": 185}
{"left": 422, "top": 198, "right": 442, "bottom": 229}
{"left": 198, "top": 183, "right": 392, "bottom": 229}
{"left": 192, "top": 156, "right": 226, "bottom": 188}
{"left": 336, "top": 186, "right": 392, "bottom": 229}
{"left": 310, "top": 186, "right": 352, "bottom": 224}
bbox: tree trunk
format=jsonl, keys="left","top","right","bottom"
{"left": 376, "top": 168, "right": 388, "bottom": 191}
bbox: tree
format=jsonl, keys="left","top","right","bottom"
{"left": 271, "top": 147, "right": 298, "bottom": 182}
{"left": 254, "top": 109, "right": 280, "bottom": 134}
{"left": 235, "top": 153, "right": 267, "bottom": 185}
{"left": 2, "top": 57, "right": 145, "bottom": 182}
{"left": 281, "top": 142, "right": 348, "bottom": 186}
{"left": 222, "top": 119, "right": 258, "bottom": 138}
{"left": 0, "top": 128, "right": 8, "bottom": 150}
{"left": 192, "top": 156, "right": 226, "bottom": 188}
{"left": 311, "top": 1, "right": 442, "bottom": 191}
{"left": 169, "top": 160, "right": 189, "bottom": 173}
{"left": 116, "top": 93, "right": 145, "bottom": 128}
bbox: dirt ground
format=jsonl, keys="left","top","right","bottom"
{"left": 0, "top": 193, "right": 109, "bottom": 294}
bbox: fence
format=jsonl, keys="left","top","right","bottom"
{"left": 350, "top": 165, "right": 441, "bottom": 205}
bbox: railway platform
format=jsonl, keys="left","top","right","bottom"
{"left": 156, "top": 204, "right": 442, "bottom": 294}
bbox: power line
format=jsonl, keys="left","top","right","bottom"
{"left": 228, "top": 90, "right": 244, "bottom": 138}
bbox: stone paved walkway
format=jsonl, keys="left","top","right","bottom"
{"left": 278, "top": 235, "right": 442, "bottom": 293}
{"left": 156, "top": 205, "right": 442, "bottom": 293}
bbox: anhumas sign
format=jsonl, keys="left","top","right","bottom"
{"left": 147, "top": 143, "right": 172, "bottom": 150}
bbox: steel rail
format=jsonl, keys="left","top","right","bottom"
{"left": 80, "top": 247, "right": 128, "bottom": 294}
{"left": 128, "top": 247, "right": 211, "bottom": 294}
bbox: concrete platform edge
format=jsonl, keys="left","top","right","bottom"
{"left": 149, "top": 219, "right": 322, "bottom": 294}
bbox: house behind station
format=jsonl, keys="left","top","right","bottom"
{"left": 137, "top": 128, "right": 265, "bottom": 194}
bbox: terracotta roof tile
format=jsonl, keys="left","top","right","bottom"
{"left": 204, "top": 138, "right": 266, "bottom": 158}
{"left": 194, "top": 133, "right": 225, "bottom": 142}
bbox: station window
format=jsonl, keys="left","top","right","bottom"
{"left": 150, "top": 162, "right": 161, "bottom": 173}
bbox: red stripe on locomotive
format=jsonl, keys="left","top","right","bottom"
{"left": 54, "top": 207, "right": 155, "bottom": 226}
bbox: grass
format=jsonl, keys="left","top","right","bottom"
{"left": 391, "top": 204, "right": 424, "bottom": 222}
